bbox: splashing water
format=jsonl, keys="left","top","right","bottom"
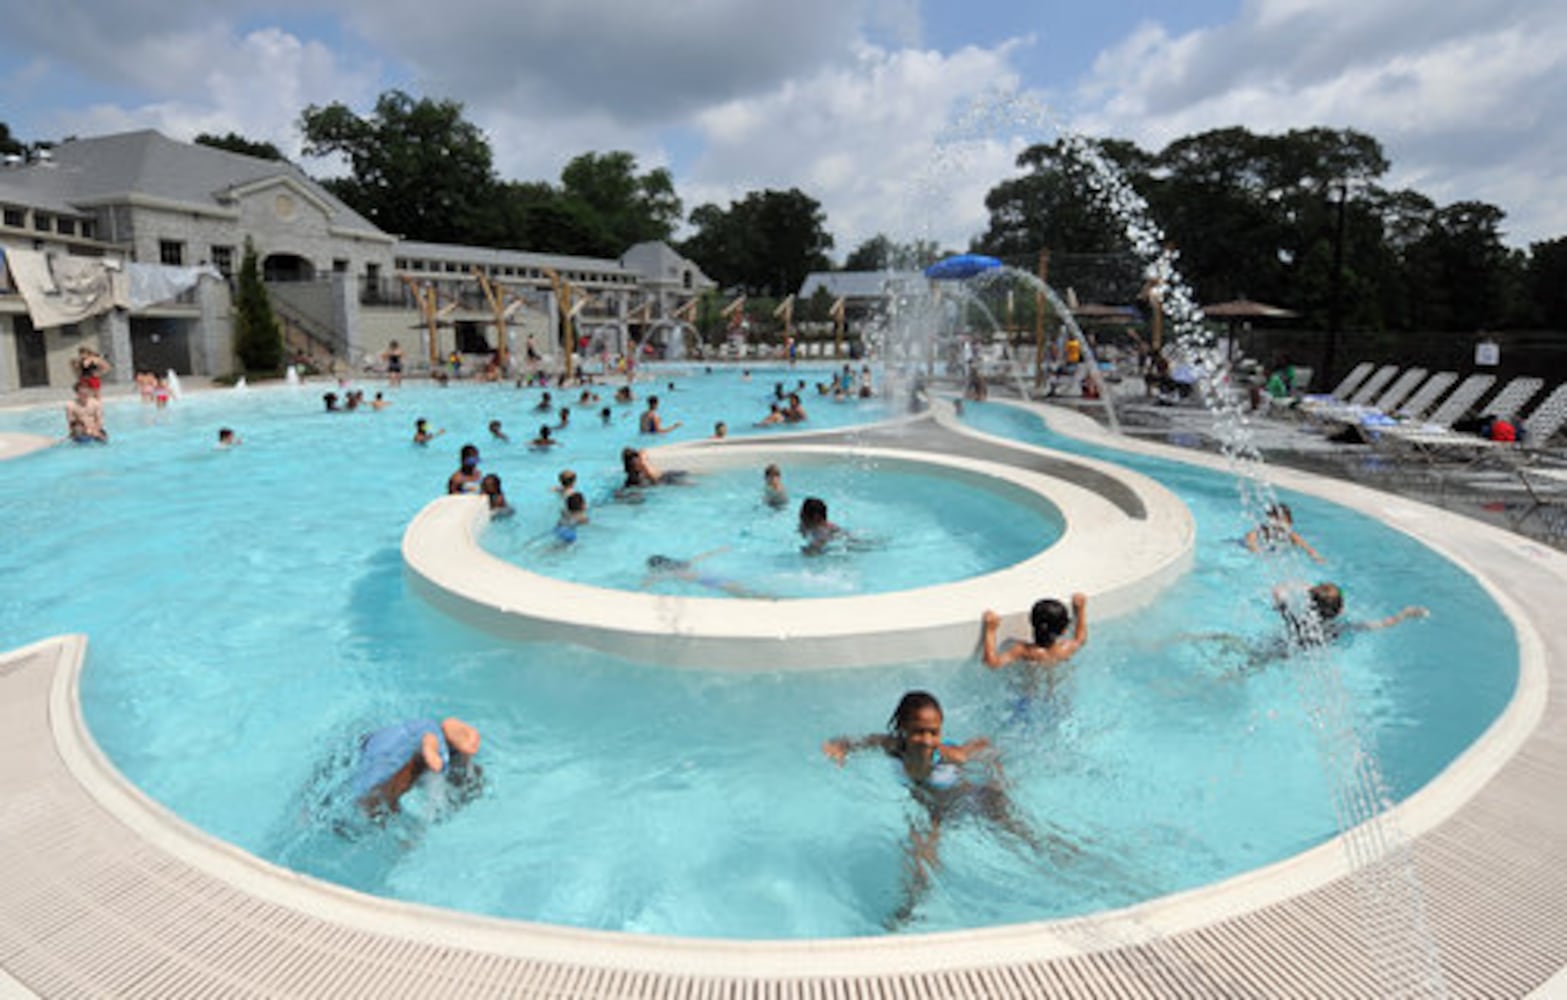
{"left": 1060, "top": 131, "right": 1447, "bottom": 997}
{"left": 164, "top": 370, "right": 184, "bottom": 400}
{"left": 284, "top": 366, "right": 301, "bottom": 388}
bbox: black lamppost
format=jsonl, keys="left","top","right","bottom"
{"left": 1324, "top": 179, "right": 1348, "bottom": 386}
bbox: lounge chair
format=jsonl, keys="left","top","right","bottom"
{"left": 1383, "top": 378, "right": 1557, "bottom": 462}
{"left": 1391, "top": 371, "right": 1457, "bottom": 422}
{"left": 1305, "top": 367, "right": 1425, "bottom": 427}
{"left": 1400, "top": 373, "right": 1493, "bottom": 430}
{"left": 1301, "top": 361, "right": 1374, "bottom": 407}
{"left": 1300, "top": 363, "right": 1398, "bottom": 415}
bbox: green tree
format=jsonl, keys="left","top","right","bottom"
{"left": 681, "top": 189, "right": 834, "bottom": 295}
{"left": 1525, "top": 237, "right": 1567, "bottom": 329}
{"left": 0, "top": 121, "right": 25, "bottom": 157}
{"left": 1400, "top": 201, "right": 1514, "bottom": 332}
{"left": 973, "top": 138, "right": 1152, "bottom": 302}
{"left": 843, "top": 234, "right": 945, "bottom": 271}
{"left": 299, "top": 90, "right": 497, "bottom": 243}
{"left": 195, "top": 131, "right": 285, "bottom": 161}
{"left": 233, "top": 239, "right": 283, "bottom": 372}
{"left": 558, "top": 151, "right": 682, "bottom": 255}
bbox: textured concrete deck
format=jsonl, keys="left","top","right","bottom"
{"left": 2, "top": 404, "right": 1566, "bottom": 997}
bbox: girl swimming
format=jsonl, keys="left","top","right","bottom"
{"left": 823, "top": 691, "right": 1047, "bottom": 926}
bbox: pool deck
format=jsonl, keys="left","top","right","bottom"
{"left": 3, "top": 400, "right": 1567, "bottom": 997}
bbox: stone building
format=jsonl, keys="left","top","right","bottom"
{"left": 0, "top": 130, "right": 716, "bottom": 394}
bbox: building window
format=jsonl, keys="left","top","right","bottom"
{"left": 2, "top": 207, "right": 22, "bottom": 228}
{"left": 80, "top": 220, "right": 95, "bottom": 240}
{"left": 211, "top": 245, "right": 235, "bottom": 277}
{"left": 34, "top": 212, "right": 52, "bottom": 232}
{"left": 56, "top": 218, "right": 76, "bottom": 236}
{"left": 332, "top": 259, "right": 349, "bottom": 273}
{"left": 159, "top": 240, "right": 185, "bottom": 266}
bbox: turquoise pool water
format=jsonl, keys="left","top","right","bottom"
{"left": 0, "top": 373, "right": 1517, "bottom": 938}
{"left": 484, "top": 462, "right": 1064, "bottom": 598}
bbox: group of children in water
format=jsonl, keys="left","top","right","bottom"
{"left": 341, "top": 367, "right": 1438, "bottom": 928}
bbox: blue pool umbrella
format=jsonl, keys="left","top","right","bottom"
{"left": 924, "top": 254, "right": 1004, "bottom": 281}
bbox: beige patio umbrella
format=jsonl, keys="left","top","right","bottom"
{"left": 1201, "top": 299, "right": 1300, "bottom": 363}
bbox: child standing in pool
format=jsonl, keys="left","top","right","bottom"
{"left": 480, "top": 474, "right": 513, "bottom": 518}
{"left": 763, "top": 464, "right": 788, "bottom": 510}
{"left": 823, "top": 690, "right": 1048, "bottom": 927}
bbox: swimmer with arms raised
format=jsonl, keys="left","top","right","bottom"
{"left": 981, "top": 594, "right": 1088, "bottom": 668}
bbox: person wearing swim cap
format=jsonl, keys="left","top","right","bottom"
{"left": 354, "top": 716, "right": 481, "bottom": 819}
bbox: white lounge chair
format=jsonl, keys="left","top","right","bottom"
{"left": 1303, "top": 361, "right": 1374, "bottom": 406}
{"left": 1392, "top": 371, "right": 1457, "bottom": 422}
{"left": 1383, "top": 378, "right": 1557, "bottom": 462}
{"left": 1307, "top": 367, "right": 1426, "bottom": 426}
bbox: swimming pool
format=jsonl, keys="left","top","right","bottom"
{"left": 0, "top": 371, "right": 1517, "bottom": 938}
{"left": 482, "top": 457, "right": 1065, "bottom": 598}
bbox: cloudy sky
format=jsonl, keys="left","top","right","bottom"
{"left": 2, "top": 0, "right": 1563, "bottom": 255}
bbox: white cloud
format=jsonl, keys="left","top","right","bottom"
{"left": 682, "top": 41, "right": 1030, "bottom": 256}
{"left": 45, "top": 27, "right": 379, "bottom": 158}
{"left": 1069, "top": 0, "right": 1567, "bottom": 244}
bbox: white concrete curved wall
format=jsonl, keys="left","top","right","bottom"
{"left": 403, "top": 440, "right": 1195, "bottom": 668}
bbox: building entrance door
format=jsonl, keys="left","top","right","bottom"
{"left": 13, "top": 316, "right": 49, "bottom": 387}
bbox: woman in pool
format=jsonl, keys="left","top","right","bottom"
{"left": 981, "top": 594, "right": 1089, "bottom": 669}
{"left": 1244, "top": 502, "right": 1324, "bottom": 563}
{"left": 447, "top": 444, "right": 483, "bottom": 494}
{"left": 822, "top": 690, "right": 1048, "bottom": 927}
{"left": 621, "top": 447, "right": 688, "bottom": 490}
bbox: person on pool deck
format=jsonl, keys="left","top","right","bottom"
{"left": 447, "top": 444, "right": 483, "bottom": 494}
{"left": 480, "top": 473, "right": 513, "bottom": 518}
{"left": 639, "top": 395, "right": 682, "bottom": 435}
{"left": 822, "top": 690, "right": 1050, "bottom": 928}
{"left": 64, "top": 381, "right": 109, "bottom": 443}
{"left": 1244, "top": 502, "right": 1324, "bottom": 563}
{"left": 981, "top": 594, "right": 1089, "bottom": 669}
{"left": 353, "top": 716, "right": 482, "bottom": 820}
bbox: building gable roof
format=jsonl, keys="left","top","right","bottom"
{"left": 2, "top": 130, "right": 386, "bottom": 238}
